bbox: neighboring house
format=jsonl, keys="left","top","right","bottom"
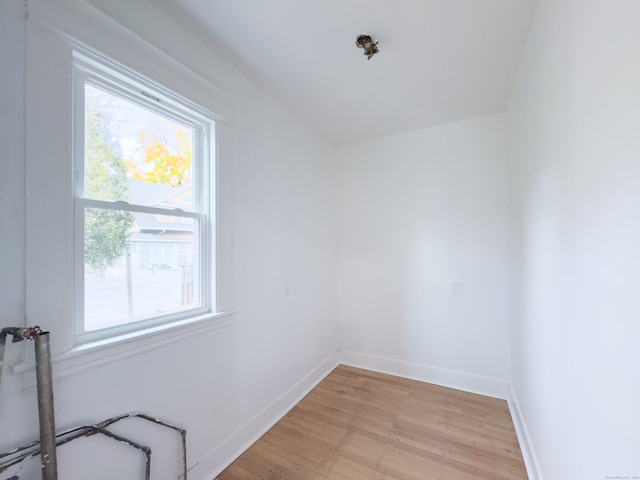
{"left": 123, "top": 179, "right": 194, "bottom": 271}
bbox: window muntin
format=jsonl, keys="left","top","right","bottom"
{"left": 73, "top": 53, "right": 214, "bottom": 341}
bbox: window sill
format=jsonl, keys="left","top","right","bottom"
{"left": 12, "top": 311, "right": 233, "bottom": 386}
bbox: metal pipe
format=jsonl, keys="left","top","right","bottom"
{"left": 56, "top": 426, "right": 151, "bottom": 480}
{"left": 2, "top": 327, "right": 186, "bottom": 479}
{"left": 98, "top": 412, "right": 188, "bottom": 479}
{"left": 1, "top": 411, "right": 188, "bottom": 480}
{"left": 0, "top": 342, "right": 5, "bottom": 390}
{"left": 0, "top": 425, "right": 152, "bottom": 480}
{"left": 34, "top": 332, "right": 58, "bottom": 480}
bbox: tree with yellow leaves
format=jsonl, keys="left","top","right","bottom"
{"left": 127, "top": 123, "right": 192, "bottom": 187}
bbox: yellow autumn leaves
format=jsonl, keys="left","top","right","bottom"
{"left": 126, "top": 123, "right": 193, "bottom": 187}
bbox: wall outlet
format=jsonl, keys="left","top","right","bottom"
{"left": 452, "top": 281, "right": 463, "bottom": 295}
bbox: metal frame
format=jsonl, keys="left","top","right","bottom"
{"left": 0, "top": 425, "right": 151, "bottom": 480}
{"left": 0, "top": 327, "right": 188, "bottom": 480}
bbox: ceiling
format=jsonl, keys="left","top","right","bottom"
{"left": 119, "top": 0, "right": 538, "bottom": 146}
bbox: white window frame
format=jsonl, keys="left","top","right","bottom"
{"left": 71, "top": 50, "right": 216, "bottom": 344}
{"left": 23, "top": 5, "right": 233, "bottom": 381}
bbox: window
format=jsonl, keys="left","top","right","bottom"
{"left": 24, "top": 11, "right": 232, "bottom": 375}
{"left": 73, "top": 52, "right": 215, "bottom": 342}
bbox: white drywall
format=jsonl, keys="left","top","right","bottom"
{"left": 0, "top": 1, "right": 337, "bottom": 478}
{"left": 335, "top": 114, "right": 510, "bottom": 391}
{"left": 0, "top": 0, "right": 26, "bottom": 332}
{"left": 508, "top": 0, "right": 640, "bottom": 477}
{"left": 6, "top": 0, "right": 639, "bottom": 478}
{"left": 0, "top": 0, "right": 30, "bottom": 457}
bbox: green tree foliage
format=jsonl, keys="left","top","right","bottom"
{"left": 84, "top": 90, "right": 134, "bottom": 272}
{"left": 85, "top": 207, "right": 133, "bottom": 271}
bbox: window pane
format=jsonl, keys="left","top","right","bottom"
{"left": 84, "top": 207, "right": 200, "bottom": 332}
{"left": 84, "top": 84, "right": 194, "bottom": 208}
{"left": 74, "top": 54, "right": 212, "bottom": 341}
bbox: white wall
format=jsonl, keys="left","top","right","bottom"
{"left": 508, "top": 0, "right": 640, "bottom": 478}
{"left": 7, "top": 0, "right": 639, "bottom": 478}
{"left": 335, "top": 114, "right": 510, "bottom": 395}
{"left": 0, "top": 3, "right": 29, "bottom": 472}
{"left": 0, "top": 1, "right": 337, "bottom": 478}
{"left": 0, "top": 0, "right": 26, "bottom": 332}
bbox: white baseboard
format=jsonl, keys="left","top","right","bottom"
{"left": 188, "top": 350, "right": 541, "bottom": 480}
{"left": 508, "top": 384, "right": 544, "bottom": 480}
{"left": 338, "top": 350, "right": 510, "bottom": 399}
{"left": 339, "top": 350, "right": 544, "bottom": 479}
{"left": 189, "top": 353, "right": 340, "bottom": 480}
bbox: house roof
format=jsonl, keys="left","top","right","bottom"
{"left": 128, "top": 179, "right": 191, "bottom": 209}
{"left": 127, "top": 180, "right": 194, "bottom": 235}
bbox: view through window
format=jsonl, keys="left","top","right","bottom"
{"left": 75, "top": 58, "right": 212, "bottom": 337}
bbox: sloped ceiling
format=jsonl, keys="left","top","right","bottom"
{"left": 95, "top": 0, "right": 539, "bottom": 146}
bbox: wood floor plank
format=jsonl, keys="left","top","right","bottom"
{"left": 215, "top": 365, "right": 528, "bottom": 479}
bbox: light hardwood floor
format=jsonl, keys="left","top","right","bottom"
{"left": 216, "top": 365, "right": 528, "bottom": 479}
